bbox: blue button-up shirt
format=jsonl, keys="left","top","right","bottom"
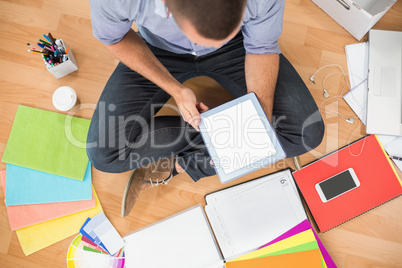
{"left": 90, "top": 0, "right": 284, "bottom": 56}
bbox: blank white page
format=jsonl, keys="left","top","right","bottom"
{"left": 202, "top": 99, "right": 276, "bottom": 174}
{"left": 124, "top": 206, "right": 224, "bottom": 268}
{"left": 343, "top": 42, "right": 369, "bottom": 124}
{"left": 377, "top": 135, "right": 402, "bottom": 172}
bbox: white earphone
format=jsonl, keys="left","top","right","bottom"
{"left": 310, "top": 64, "right": 356, "bottom": 124}
{"left": 323, "top": 89, "right": 329, "bottom": 98}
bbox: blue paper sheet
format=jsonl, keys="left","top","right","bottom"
{"left": 5, "top": 163, "right": 92, "bottom": 206}
{"left": 80, "top": 217, "right": 109, "bottom": 253}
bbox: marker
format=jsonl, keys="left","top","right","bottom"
{"left": 47, "top": 33, "right": 56, "bottom": 45}
{"left": 28, "top": 49, "right": 49, "bottom": 55}
{"left": 39, "top": 39, "right": 51, "bottom": 46}
{"left": 36, "top": 43, "right": 52, "bottom": 52}
{"left": 389, "top": 155, "right": 402, "bottom": 162}
{"left": 65, "top": 47, "right": 69, "bottom": 54}
{"left": 43, "top": 34, "right": 53, "bottom": 44}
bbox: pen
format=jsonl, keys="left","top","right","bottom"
{"left": 389, "top": 155, "right": 402, "bottom": 162}
{"left": 47, "top": 33, "right": 56, "bottom": 45}
{"left": 39, "top": 39, "right": 51, "bottom": 46}
{"left": 43, "top": 34, "right": 53, "bottom": 44}
{"left": 36, "top": 43, "right": 53, "bottom": 52}
{"left": 27, "top": 43, "right": 38, "bottom": 50}
{"left": 28, "top": 49, "right": 49, "bottom": 55}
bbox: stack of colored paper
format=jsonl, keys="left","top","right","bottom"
{"left": 225, "top": 220, "right": 337, "bottom": 268}
{"left": 79, "top": 212, "right": 125, "bottom": 256}
{"left": 0, "top": 105, "right": 102, "bottom": 255}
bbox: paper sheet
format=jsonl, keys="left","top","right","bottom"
{"left": 15, "top": 187, "right": 102, "bottom": 256}
{"left": 225, "top": 249, "right": 323, "bottom": 268}
{"left": 343, "top": 42, "right": 369, "bottom": 125}
{"left": 377, "top": 135, "right": 402, "bottom": 173}
{"left": 1, "top": 105, "right": 90, "bottom": 180}
{"left": 124, "top": 206, "right": 224, "bottom": 268}
{"left": 0, "top": 170, "right": 95, "bottom": 230}
{"left": 230, "top": 230, "right": 316, "bottom": 261}
{"left": 259, "top": 219, "right": 336, "bottom": 268}
{"left": 82, "top": 212, "right": 125, "bottom": 256}
{"left": 5, "top": 163, "right": 92, "bottom": 206}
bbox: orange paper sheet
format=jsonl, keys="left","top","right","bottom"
{"left": 1, "top": 170, "right": 96, "bottom": 230}
{"left": 225, "top": 248, "right": 322, "bottom": 268}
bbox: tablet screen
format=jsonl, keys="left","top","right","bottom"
{"left": 202, "top": 99, "right": 277, "bottom": 174}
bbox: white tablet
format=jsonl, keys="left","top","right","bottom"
{"left": 199, "top": 93, "right": 286, "bottom": 183}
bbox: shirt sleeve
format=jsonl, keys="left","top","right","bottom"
{"left": 241, "top": 0, "right": 285, "bottom": 55}
{"left": 90, "top": 0, "right": 136, "bottom": 45}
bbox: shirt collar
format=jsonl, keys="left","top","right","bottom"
{"left": 154, "top": 0, "right": 170, "bottom": 18}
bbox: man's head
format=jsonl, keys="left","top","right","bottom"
{"left": 165, "top": 0, "right": 247, "bottom": 48}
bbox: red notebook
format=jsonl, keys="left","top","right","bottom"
{"left": 293, "top": 135, "right": 402, "bottom": 232}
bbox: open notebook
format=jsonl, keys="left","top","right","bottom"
{"left": 123, "top": 169, "right": 307, "bottom": 267}
{"left": 205, "top": 169, "right": 307, "bottom": 261}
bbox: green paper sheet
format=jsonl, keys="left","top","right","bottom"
{"left": 253, "top": 240, "right": 325, "bottom": 268}
{"left": 231, "top": 229, "right": 316, "bottom": 262}
{"left": 227, "top": 230, "right": 326, "bottom": 268}
{"left": 2, "top": 105, "right": 90, "bottom": 180}
{"left": 257, "top": 241, "right": 320, "bottom": 258}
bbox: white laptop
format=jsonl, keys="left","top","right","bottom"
{"left": 367, "top": 29, "right": 402, "bottom": 136}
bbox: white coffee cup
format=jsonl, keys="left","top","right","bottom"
{"left": 52, "top": 86, "right": 77, "bottom": 111}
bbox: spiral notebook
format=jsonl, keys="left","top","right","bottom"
{"left": 293, "top": 135, "right": 402, "bottom": 232}
{"left": 205, "top": 169, "right": 307, "bottom": 261}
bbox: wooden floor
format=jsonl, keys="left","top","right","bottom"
{"left": 1, "top": 0, "right": 402, "bottom": 267}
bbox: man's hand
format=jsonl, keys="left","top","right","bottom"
{"left": 105, "top": 30, "right": 209, "bottom": 130}
{"left": 173, "top": 87, "right": 209, "bottom": 131}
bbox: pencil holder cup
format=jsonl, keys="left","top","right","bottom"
{"left": 43, "top": 39, "right": 78, "bottom": 79}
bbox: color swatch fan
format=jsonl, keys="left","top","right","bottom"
{"left": 67, "top": 234, "right": 125, "bottom": 268}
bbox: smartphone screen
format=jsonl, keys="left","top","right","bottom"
{"left": 318, "top": 170, "right": 358, "bottom": 200}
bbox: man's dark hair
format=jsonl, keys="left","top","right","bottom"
{"left": 166, "top": 0, "right": 247, "bottom": 40}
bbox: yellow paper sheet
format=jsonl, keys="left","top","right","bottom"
{"left": 232, "top": 229, "right": 316, "bottom": 262}
{"left": 16, "top": 187, "right": 102, "bottom": 255}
